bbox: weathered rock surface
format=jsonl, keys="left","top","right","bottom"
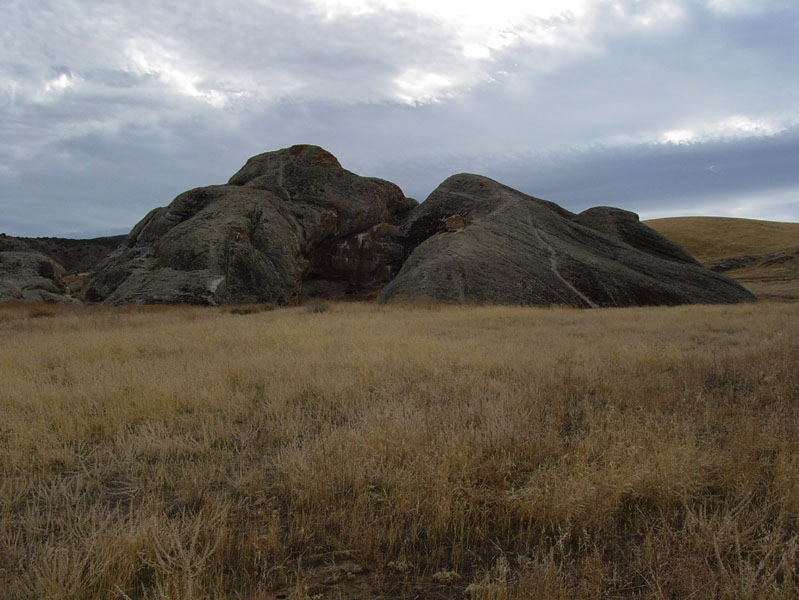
{"left": 84, "top": 146, "right": 755, "bottom": 308}
{"left": 0, "top": 252, "right": 76, "bottom": 303}
{"left": 85, "top": 145, "right": 416, "bottom": 305}
{"left": 379, "top": 174, "right": 756, "bottom": 307}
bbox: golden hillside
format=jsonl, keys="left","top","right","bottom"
{"left": 645, "top": 216, "right": 799, "bottom": 263}
{"left": 645, "top": 216, "right": 799, "bottom": 301}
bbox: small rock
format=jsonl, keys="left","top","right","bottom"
{"left": 322, "top": 561, "right": 365, "bottom": 584}
{"left": 387, "top": 559, "right": 412, "bottom": 573}
{"left": 444, "top": 214, "right": 468, "bottom": 232}
{"left": 432, "top": 570, "right": 462, "bottom": 583}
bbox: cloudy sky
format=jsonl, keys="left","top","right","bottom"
{"left": 2, "top": 0, "right": 798, "bottom": 237}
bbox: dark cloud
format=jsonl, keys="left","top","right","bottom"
{"left": 1, "top": 0, "right": 798, "bottom": 236}
{"left": 485, "top": 128, "right": 799, "bottom": 217}
{"left": 355, "top": 127, "right": 799, "bottom": 216}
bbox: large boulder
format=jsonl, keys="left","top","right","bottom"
{"left": 378, "top": 174, "right": 756, "bottom": 307}
{"left": 85, "top": 145, "right": 416, "bottom": 305}
{"left": 0, "top": 252, "right": 76, "bottom": 303}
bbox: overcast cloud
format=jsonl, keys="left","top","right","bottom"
{"left": 1, "top": 0, "right": 798, "bottom": 236}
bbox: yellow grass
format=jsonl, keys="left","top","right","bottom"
{"left": 645, "top": 216, "right": 799, "bottom": 264}
{"left": 1, "top": 301, "right": 798, "bottom": 599}
{"left": 646, "top": 217, "right": 799, "bottom": 301}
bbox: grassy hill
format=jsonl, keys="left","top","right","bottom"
{"left": 645, "top": 216, "right": 799, "bottom": 301}
{"left": 644, "top": 216, "right": 799, "bottom": 263}
{"left": 0, "top": 233, "right": 125, "bottom": 275}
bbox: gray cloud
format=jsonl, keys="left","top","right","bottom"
{"left": 1, "top": 0, "right": 798, "bottom": 236}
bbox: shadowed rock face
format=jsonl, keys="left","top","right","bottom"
{"left": 85, "top": 145, "right": 416, "bottom": 305}
{"left": 379, "top": 174, "right": 756, "bottom": 307}
{"left": 0, "top": 252, "right": 76, "bottom": 303}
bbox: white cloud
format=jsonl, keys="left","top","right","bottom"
{"left": 308, "top": 0, "right": 590, "bottom": 22}
{"left": 659, "top": 129, "right": 697, "bottom": 144}
{"left": 612, "top": 0, "right": 686, "bottom": 28}
{"left": 640, "top": 185, "right": 799, "bottom": 221}
{"left": 656, "top": 115, "right": 787, "bottom": 146}
{"left": 717, "top": 115, "right": 782, "bottom": 137}
{"left": 43, "top": 73, "right": 76, "bottom": 94}
{"left": 2, "top": 0, "right": 799, "bottom": 234}
{"left": 394, "top": 69, "right": 454, "bottom": 104}
{"left": 309, "top": 0, "right": 594, "bottom": 64}
{"left": 462, "top": 43, "right": 491, "bottom": 60}
{"left": 706, "top": 0, "right": 770, "bottom": 14}
{"left": 123, "top": 39, "right": 254, "bottom": 108}
{"left": 28, "top": 71, "right": 83, "bottom": 103}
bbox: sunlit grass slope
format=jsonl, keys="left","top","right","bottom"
{"left": 646, "top": 216, "right": 799, "bottom": 301}
{"left": 645, "top": 216, "right": 799, "bottom": 264}
{"left": 1, "top": 301, "right": 798, "bottom": 599}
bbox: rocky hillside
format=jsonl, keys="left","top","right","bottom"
{"left": 0, "top": 252, "right": 76, "bottom": 303}
{"left": 646, "top": 217, "right": 799, "bottom": 301}
{"left": 84, "top": 145, "right": 753, "bottom": 308}
{"left": 0, "top": 233, "right": 125, "bottom": 275}
{"left": 379, "top": 174, "right": 754, "bottom": 306}
{"left": 85, "top": 145, "right": 417, "bottom": 305}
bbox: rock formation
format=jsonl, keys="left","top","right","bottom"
{"left": 0, "top": 252, "right": 76, "bottom": 303}
{"left": 85, "top": 145, "right": 416, "bottom": 305}
{"left": 85, "top": 146, "right": 755, "bottom": 308}
{"left": 378, "top": 174, "right": 756, "bottom": 307}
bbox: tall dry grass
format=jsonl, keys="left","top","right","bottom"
{"left": 1, "top": 300, "right": 798, "bottom": 599}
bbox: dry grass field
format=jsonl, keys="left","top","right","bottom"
{"left": 1, "top": 300, "right": 798, "bottom": 599}
{"left": 645, "top": 217, "right": 799, "bottom": 265}
{"left": 646, "top": 217, "right": 799, "bottom": 302}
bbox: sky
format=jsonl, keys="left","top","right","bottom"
{"left": 2, "top": 0, "right": 798, "bottom": 237}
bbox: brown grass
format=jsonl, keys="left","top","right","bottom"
{"left": 1, "top": 300, "right": 798, "bottom": 599}
{"left": 645, "top": 216, "right": 799, "bottom": 264}
{"left": 646, "top": 216, "right": 799, "bottom": 302}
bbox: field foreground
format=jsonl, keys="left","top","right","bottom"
{"left": 1, "top": 301, "right": 798, "bottom": 599}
